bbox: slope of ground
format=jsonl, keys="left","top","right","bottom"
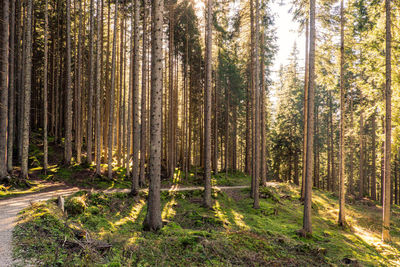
{"left": 12, "top": 181, "right": 400, "bottom": 266}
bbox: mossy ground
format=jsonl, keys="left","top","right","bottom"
{"left": 13, "top": 182, "right": 400, "bottom": 266}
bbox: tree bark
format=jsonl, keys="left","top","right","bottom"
{"left": 359, "top": 112, "right": 364, "bottom": 199}
{"left": 139, "top": 0, "right": 149, "bottom": 187}
{"left": 253, "top": 0, "right": 260, "bottom": 209}
{"left": 75, "top": 0, "right": 83, "bottom": 164}
{"left": 143, "top": 0, "right": 163, "bottom": 231}
{"left": 7, "top": 0, "right": 15, "bottom": 172}
{"left": 43, "top": 0, "right": 49, "bottom": 172}
{"left": 371, "top": 110, "right": 377, "bottom": 200}
{"left": 21, "top": 0, "right": 33, "bottom": 178}
{"left": 131, "top": 0, "right": 140, "bottom": 194}
{"left": 301, "top": 18, "right": 309, "bottom": 200}
{"left": 64, "top": 0, "right": 73, "bottom": 165}
{"left": 0, "top": 0, "right": 9, "bottom": 178}
{"left": 338, "top": 0, "right": 346, "bottom": 226}
{"left": 87, "top": 0, "right": 95, "bottom": 164}
{"left": 203, "top": 0, "right": 213, "bottom": 208}
{"left": 382, "top": 0, "right": 391, "bottom": 242}
{"left": 108, "top": 0, "right": 118, "bottom": 179}
{"left": 303, "top": 0, "right": 316, "bottom": 235}
{"left": 95, "top": 0, "right": 102, "bottom": 175}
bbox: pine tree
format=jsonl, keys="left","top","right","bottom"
{"left": 43, "top": 0, "right": 49, "bottom": 173}
{"left": 382, "top": 0, "right": 391, "bottom": 243}
{"left": 203, "top": 0, "right": 213, "bottom": 209}
{"left": 64, "top": 0, "right": 73, "bottom": 165}
{"left": 0, "top": 0, "right": 9, "bottom": 178}
{"left": 21, "top": 0, "right": 33, "bottom": 179}
{"left": 131, "top": 0, "right": 141, "bottom": 194}
{"left": 302, "top": 0, "right": 315, "bottom": 236}
{"left": 95, "top": 0, "right": 103, "bottom": 175}
{"left": 143, "top": 0, "right": 164, "bottom": 231}
{"left": 338, "top": 0, "right": 346, "bottom": 226}
{"left": 108, "top": 0, "right": 118, "bottom": 179}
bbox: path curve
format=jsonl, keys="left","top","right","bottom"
{"left": 0, "top": 183, "right": 250, "bottom": 266}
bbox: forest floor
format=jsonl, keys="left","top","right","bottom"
{"left": 8, "top": 178, "right": 400, "bottom": 266}
{"left": 3, "top": 138, "right": 400, "bottom": 266}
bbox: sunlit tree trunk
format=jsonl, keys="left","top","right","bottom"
{"left": 203, "top": 0, "right": 213, "bottom": 208}
{"left": 338, "top": 0, "right": 346, "bottom": 226}
{"left": 349, "top": 93, "right": 354, "bottom": 194}
{"left": 303, "top": 0, "right": 315, "bottom": 235}
{"left": 371, "top": 110, "right": 377, "bottom": 200}
{"left": 87, "top": 0, "right": 95, "bottom": 164}
{"left": 260, "top": 31, "right": 266, "bottom": 185}
{"left": 253, "top": 0, "right": 260, "bottom": 209}
{"left": 21, "top": 0, "right": 33, "bottom": 178}
{"left": 95, "top": 0, "right": 102, "bottom": 175}
{"left": 131, "top": 0, "right": 140, "bottom": 194}
{"left": 382, "top": 0, "right": 391, "bottom": 242}
{"left": 139, "top": 0, "right": 149, "bottom": 186}
{"left": 301, "top": 18, "right": 309, "bottom": 200}
{"left": 143, "top": 0, "right": 164, "bottom": 231}
{"left": 108, "top": 0, "right": 118, "bottom": 179}
{"left": 359, "top": 112, "right": 364, "bottom": 199}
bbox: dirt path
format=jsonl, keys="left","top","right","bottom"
{"left": 0, "top": 183, "right": 249, "bottom": 266}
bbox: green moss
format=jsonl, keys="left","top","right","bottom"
{"left": 65, "top": 195, "right": 86, "bottom": 216}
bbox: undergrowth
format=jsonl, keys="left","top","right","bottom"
{"left": 13, "top": 183, "right": 400, "bottom": 266}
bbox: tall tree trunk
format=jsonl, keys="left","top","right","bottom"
{"left": 64, "top": 0, "right": 73, "bottom": 164}
{"left": 225, "top": 85, "right": 229, "bottom": 173}
{"left": 203, "top": 0, "right": 213, "bottom": 208}
{"left": 314, "top": 104, "right": 318, "bottom": 187}
{"left": 371, "top": 110, "right": 377, "bottom": 200}
{"left": 303, "top": 0, "right": 315, "bottom": 235}
{"left": 108, "top": 0, "right": 118, "bottom": 179}
{"left": 103, "top": 0, "right": 111, "bottom": 160}
{"left": 168, "top": 2, "right": 175, "bottom": 180}
{"left": 301, "top": 18, "right": 309, "bottom": 200}
{"left": 359, "top": 112, "right": 364, "bottom": 199}
{"left": 43, "top": 0, "right": 49, "bottom": 172}
{"left": 250, "top": 0, "right": 255, "bottom": 198}
{"left": 139, "top": 0, "right": 148, "bottom": 187}
{"left": 349, "top": 93, "right": 354, "bottom": 194}
{"left": 95, "top": 0, "right": 102, "bottom": 175}
{"left": 75, "top": 0, "right": 83, "bottom": 164}
{"left": 87, "top": 0, "right": 95, "bottom": 164}
{"left": 382, "top": 0, "right": 391, "bottom": 242}
{"left": 21, "top": 0, "right": 33, "bottom": 178}
{"left": 253, "top": 0, "right": 260, "bottom": 209}
{"left": 338, "top": 0, "right": 346, "bottom": 225}
{"left": 260, "top": 30, "right": 266, "bottom": 185}
{"left": 131, "top": 0, "right": 140, "bottom": 194}
{"left": 213, "top": 65, "right": 218, "bottom": 175}
{"left": 7, "top": 0, "right": 15, "bottom": 172}
{"left": 143, "top": 0, "right": 164, "bottom": 231}
{"left": 0, "top": 0, "right": 10, "bottom": 178}
{"left": 329, "top": 92, "right": 335, "bottom": 191}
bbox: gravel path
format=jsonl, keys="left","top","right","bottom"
{"left": 0, "top": 183, "right": 250, "bottom": 266}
